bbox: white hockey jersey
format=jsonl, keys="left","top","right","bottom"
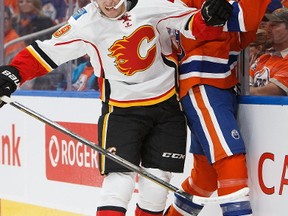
{"left": 11, "top": 0, "right": 222, "bottom": 107}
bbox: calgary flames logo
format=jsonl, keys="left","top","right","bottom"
{"left": 108, "top": 25, "right": 156, "bottom": 76}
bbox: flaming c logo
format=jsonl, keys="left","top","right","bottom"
{"left": 108, "top": 25, "right": 156, "bottom": 76}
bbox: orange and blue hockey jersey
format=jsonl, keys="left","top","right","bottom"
{"left": 176, "top": 0, "right": 271, "bottom": 98}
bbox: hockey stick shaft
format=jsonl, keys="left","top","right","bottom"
{"left": 0, "top": 96, "right": 178, "bottom": 191}
{"left": 0, "top": 96, "right": 249, "bottom": 205}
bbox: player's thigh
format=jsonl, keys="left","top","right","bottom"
{"left": 181, "top": 85, "right": 246, "bottom": 163}
{"left": 141, "top": 97, "right": 187, "bottom": 173}
{"left": 98, "top": 104, "right": 150, "bottom": 173}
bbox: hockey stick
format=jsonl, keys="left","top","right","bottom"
{"left": 0, "top": 95, "right": 249, "bottom": 205}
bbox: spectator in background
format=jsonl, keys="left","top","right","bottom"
{"left": 72, "top": 61, "right": 98, "bottom": 91}
{"left": 250, "top": 8, "right": 288, "bottom": 96}
{"left": 5, "top": 0, "right": 19, "bottom": 16}
{"left": 42, "top": 0, "right": 68, "bottom": 23}
{"left": 258, "top": 20, "right": 270, "bottom": 33}
{"left": 4, "top": 6, "right": 26, "bottom": 64}
{"left": 12, "top": 0, "right": 55, "bottom": 45}
{"left": 249, "top": 29, "right": 270, "bottom": 66}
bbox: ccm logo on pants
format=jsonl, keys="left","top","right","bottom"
{"left": 162, "top": 152, "right": 185, "bottom": 159}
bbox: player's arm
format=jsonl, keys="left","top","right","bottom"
{"left": 0, "top": 16, "right": 87, "bottom": 107}
{"left": 250, "top": 83, "right": 287, "bottom": 96}
{"left": 10, "top": 43, "right": 56, "bottom": 83}
{"left": 184, "top": 0, "right": 233, "bottom": 40}
{"left": 0, "top": 43, "right": 53, "bottom": 107}
{"left": 225, "top": 0, "right": 271, "bottom": 32}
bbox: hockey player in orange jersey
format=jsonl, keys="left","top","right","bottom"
{"left": 165, "top": 0, "right": 271, "bottom": 215}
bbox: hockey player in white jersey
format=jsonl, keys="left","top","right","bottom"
{"left": 0, "top": 0, "right": 233, "bottom": 215}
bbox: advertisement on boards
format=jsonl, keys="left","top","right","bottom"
{"left": 1, "top": 94, "right": 288, "bottom": 215}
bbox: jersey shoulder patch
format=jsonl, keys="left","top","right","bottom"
{"left": 53, "top": 24, "right": 72, "bottom": 38}
{"left": 73, "top": 8, "right": 87, "bottom": 20}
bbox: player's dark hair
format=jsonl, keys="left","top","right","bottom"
{"left": 127, "top": 0, "right": 138, "bottom": 11}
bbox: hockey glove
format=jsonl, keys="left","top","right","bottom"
{"left": 0, "top": 65, "right": 21, "bottom": 108}
{"left": 201, "top": 0, "right": 233, "bottom": 26}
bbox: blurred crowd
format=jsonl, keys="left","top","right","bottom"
{"left": 248, "top": 0, "right": 288, "bottom": 95}
{"left": 3, "top": 0, "right": 288, "bottom": 95}
{"left": 4, "top": 0, "right": 97, "bottom": 91}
